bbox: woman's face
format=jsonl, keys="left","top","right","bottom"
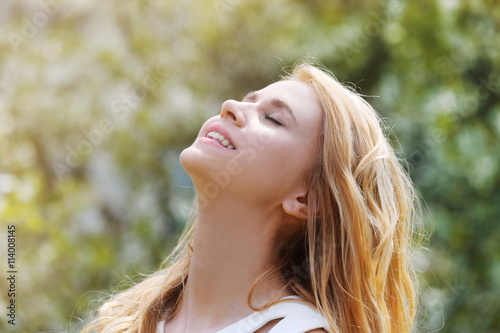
{"left": 180, "top": 80, "right": 323, "bottom": 207}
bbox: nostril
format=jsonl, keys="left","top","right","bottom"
{"left": 226, "top": 110, "right": 237, "bottom": 121}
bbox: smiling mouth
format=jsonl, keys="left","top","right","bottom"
{"left": 205, "top": 131, "right": 235, "bottom": 149}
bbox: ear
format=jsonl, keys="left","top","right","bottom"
{"left": 282, "top": 192, "right": 309, "bottom": 220}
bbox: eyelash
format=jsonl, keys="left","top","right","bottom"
{"left": 264, "top": 113, "right": 283, "bottom": 126}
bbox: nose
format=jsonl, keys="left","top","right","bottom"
{"left": 220, "top": 100, "right": 245, "bottom": 126}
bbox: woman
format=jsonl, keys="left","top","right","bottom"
{"left": 82, "top": 61, "right": 419, "bottom": 333}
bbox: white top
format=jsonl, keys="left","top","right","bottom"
{"left": 156, "top": 295, "right": 332, "bottom": 333}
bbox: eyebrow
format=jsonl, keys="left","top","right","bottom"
{"left": 242, "top": 91, "right": 298, "bottom": 125}
{"left": 242, "top": 91, "right": 258, "bottom": 102}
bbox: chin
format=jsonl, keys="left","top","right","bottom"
{"left": 179, "top": 144, "right": 214, "bottom": 183}
{"left": 179, "top": 145, "right": 198, "bottom": 174}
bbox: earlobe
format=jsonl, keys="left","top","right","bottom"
{"left": 282, "top": 195, "right": 309, "bottom": 220}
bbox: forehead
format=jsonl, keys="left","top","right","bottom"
{"left": 257, "top": 80, "right": 314, "bottom": 103}
{"left": 256, "top": 80, "right": 322, "bottom": 125}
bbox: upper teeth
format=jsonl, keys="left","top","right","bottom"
{"left": 207, "top": 131, "right": 235, "bottom": 149}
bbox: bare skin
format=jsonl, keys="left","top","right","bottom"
{"left": 170, "top": 80, "right": 323, "bottom": 333}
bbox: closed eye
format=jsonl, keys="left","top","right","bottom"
{"left": 265, "top": 113, "right": 283, "bottom": 126}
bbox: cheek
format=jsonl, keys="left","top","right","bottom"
{"left": 238, "top": 137, "right": 311, "bottom": 187}
{"left": 265, "top": 136, "right": 318, "bottom": 184}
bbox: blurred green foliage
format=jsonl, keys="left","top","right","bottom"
{"left": 0, "top": 0, "right": 499, "bottom": 332}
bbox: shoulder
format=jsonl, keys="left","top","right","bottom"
{"left": 278, "top": 296, "right": 330, "bottom": 333}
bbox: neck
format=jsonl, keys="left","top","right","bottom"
{"left": 175, "top": 193, "right": 291, "bottom": 331}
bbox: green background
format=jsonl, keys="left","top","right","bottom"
{"left": 1, "top": 0, "right": 499, "bottom": 332}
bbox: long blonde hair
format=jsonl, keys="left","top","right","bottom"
{"left": 82, "top": 61, "right": 419, "bottom": 333}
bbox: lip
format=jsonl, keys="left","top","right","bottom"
{"left": 203, "top": 122, "right": 237, "bottom": 150}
